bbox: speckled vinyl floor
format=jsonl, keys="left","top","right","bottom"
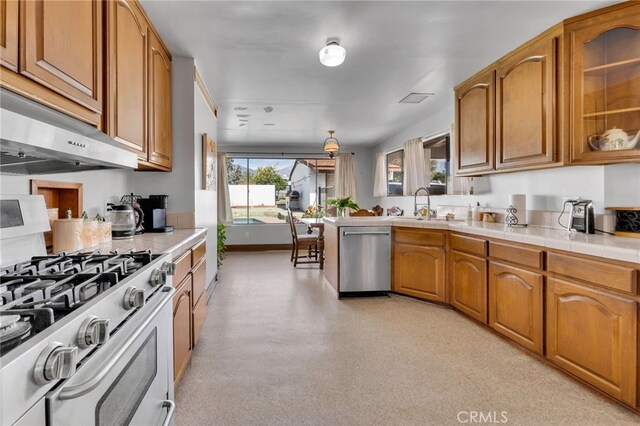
{"left": 175, "top": 251, "right": 640, "bottom": 426}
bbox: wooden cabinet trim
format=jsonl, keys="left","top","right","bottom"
{"left": 548, "top": 252, "right": 637, "bottom": 295}
{"left": 0, "top": 0, "right": 19, "bottom": 71}
{"left": 394, "top": 228, "right": 445, "bottom": 247}
{"left": 495, "top": 36, "right": 557, "bottom": 169}
{"left": 489, "top": 241, "right": 544, "bottom": 270}
{"left": 546, "top": 277, "right": 637, "bottom": 405}
{"left": 489, "top": 261, "right": 544, "bottom": 354}
{"left": 450, "top": 233, "right": 487, "bottom": 256}
{"left": 20, "top": 0, "right": 103, "bottom": 112}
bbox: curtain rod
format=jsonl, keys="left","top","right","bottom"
{"left": 223, "top": 152, "right": 355, "bottom": 156}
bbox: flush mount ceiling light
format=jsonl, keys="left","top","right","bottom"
{"left": 323, "top": 130, "right": 340, "bottom": 158}
{"left": 399, "top": 93, "right": 434, "bottom": 104}
{"left": 319, "top": 39, "right": 346, "bottom": 67}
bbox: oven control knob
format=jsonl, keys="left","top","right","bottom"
{"left": 34, "top": 343, "right": 78, "bottom": 385}
{"left": 123, "top": 287, "right": 145, "bottom": 310}
{"left": 149, "top": 269, "right": 167, "bottom": 287}
{"left": 78, "top": 316, "right": 110, "bottom": 349}
{"left": 161, "top": 261, "right": 176, "bottom": 276}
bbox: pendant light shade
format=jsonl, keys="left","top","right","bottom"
{"left": 319, "top": 40, "right": 346, "bottom": 67}
{"left": 323, "top": 130, "right": 340, "bottom": 157}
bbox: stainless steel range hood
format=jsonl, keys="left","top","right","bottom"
{"left": 0, "top": 89, "right": 138, "bottom": 175}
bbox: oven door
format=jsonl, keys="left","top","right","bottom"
{"left": 47, "top": 285, "right": 175, "bottom": 426}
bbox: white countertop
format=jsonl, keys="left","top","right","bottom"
{"left": 95, "top": 228, "right": 207, "bottom": 259}
{"left": 323, "top": 217, "right": 640, "bottom": 264}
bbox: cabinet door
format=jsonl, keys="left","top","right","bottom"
{"left": 192, "top": 258, "right": 206, "bottom": 308}
{"left": 489, "top": 261, "right": 543, "bottom": 354}
{"left": 393, "top": 243, "right": 446, "bottom": 302}
{"left": 106, "top": 0, "right": 148, "bottom": 159}
{"left": 455, "top": 69, "right": 495, "bottom": 175}
{"left": 546, "top": 277, "right": 637, "bottom": 405}
{"left": 450, "top": 250, "right": 487, "bottom": 323}
{"left": 0, "top": 0, "right": 18, "bottom": 71}
{"left": 192, "top": 290, "right": 207, "bottom": 348}
{"left": 568, "top": 7, "right": 640, "bottom": 164}
{"left": 496, "top": 37, "right": 556, "bottom": 169}
{"left": 147, "top": 30, "right": 172, "bottom": 170}
{"left": 173, "top": 275, "right": 192, "bottom": 385}
{"left": 21, "top": 0, "right": 102, "bottom": 112}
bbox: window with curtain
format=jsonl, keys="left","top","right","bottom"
{"left": 423, "top": 135, "right": 450, "bottom": 195}
{"left": 226, "top": 157, "right": 335, "bottom": 224}
{"left": 386, "top": 150, "right": 403, "bottom": 196}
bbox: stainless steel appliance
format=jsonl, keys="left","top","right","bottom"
{"left": 0, "top": 89, "right": 137, "bottom": 175}
{"left": 338, "top": 226, "right": 391, "bottom": 295}
{"left": 107, "top": 203, "right": 144, "bottom": 239}
{"left": 564, "top": 199, "right": 595, "bottom": 234}
{"left": 139, "top": 195, "right": 174, "bottom": 233}
{"left": 0, "top": 195, "right": 176, "bottom": 426}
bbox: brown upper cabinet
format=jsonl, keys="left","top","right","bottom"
{"left": 143, "top": 29, "right": 172, "bottom": 171}
{"left": 0, "top": 0, "right": 19, "bottom": 71}
{"left": 567, "top": 5, "right": 640, "bottom": 164}
{"left": 0, "top": 0, "right": 173, "bottom": 171}
{"left": 455, "top": 69, "right": 495, "bottom": 175}
{"left": 496, "top": 35, "right": 557, "bottom": 170}
{"left": 106, "top": 0, "right": 172, "bottom": 171}
{"left": 106, "top": 0, "right": 148, "bottom": 160}
{"left": 21, "top": 0, "right": 103, "bottom": 113}
{"left": 455, "top": 2, "right": 640, "bottom": 176}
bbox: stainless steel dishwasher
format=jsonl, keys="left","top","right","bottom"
{"left": 339, "top": 226, "right": 391, "bottom": 295}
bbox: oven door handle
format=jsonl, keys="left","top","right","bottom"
{"left": 161, "top": 399, "right": 176, "bottom": 426}
{"left": 58, "top": 286, "right": 175, "bottom": 400}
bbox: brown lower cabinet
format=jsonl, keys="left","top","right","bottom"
{"left": 173, "top": 274, "right": 192, "bottom": 385}
{"left": 546, "top": 277, "right": 637, "bottom": 406}
{"left": 489, "top": 261, "right": 543, "bottom": 354}
{"left": 393, "top": 243, "right": 446, "bottom": 302}
{"left": 449, "top": 250, "right": 488, "bottom": 323}
{"left": 172, "top": 239, "right": 208, "bottom": 386}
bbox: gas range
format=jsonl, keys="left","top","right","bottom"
{"left": 0, "top": 195, "right": 176, "bottom": 426}
{"left": 0, "top": 250, "right": 161, "bottom": 356}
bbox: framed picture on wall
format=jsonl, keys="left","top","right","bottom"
{"left": 202, "top": 133, "right": 217, "bottom": 190}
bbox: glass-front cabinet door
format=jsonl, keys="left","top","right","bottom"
{"left": 569, "top": 11, "right": 640, "bottom": 163}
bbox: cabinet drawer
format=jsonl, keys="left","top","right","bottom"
{"left": 173, "top": 250, "right": 191, "bottom": 287}
{"left": 192, "top": 293, "right": 207, "bottom": 347}
{"left": 490, "top": 241, "right": 543, "bottom": 270}
{"left": 394, "top": 228, "right": 444, "bottom": 246}
{"left": 192, "top": 258, "right": 206, "bottom": 308}
{"left": 548, "top": 252, "right": 637, "bottom": 294}
{"left": 451, "top": 233, "right": 487, "bottom": 256}
{"left": 191, "top": 239, "right": 206, "bottom": 267}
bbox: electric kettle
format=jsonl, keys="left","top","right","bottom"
{"left": 107, "top": 203, "right": 143, "bottom": 239}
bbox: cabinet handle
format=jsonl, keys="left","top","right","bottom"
{"left": 161, "top": 400, "right": 176, "bottom": 426}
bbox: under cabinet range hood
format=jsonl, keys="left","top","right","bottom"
{"left": 0, "top": 90, "right": 137, "bottom": 175}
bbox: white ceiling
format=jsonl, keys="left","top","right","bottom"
{"left": 141, "top": 0, "right": 617, "bottom": 147}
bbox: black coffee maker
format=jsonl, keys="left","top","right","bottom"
{"left": 139, "top": 195, "right": 174, "bottom": 233}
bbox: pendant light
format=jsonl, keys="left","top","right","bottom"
{"left": 323, "top": 130, "right": 340, "bottom": 158}
{"left": 319, "top": 39, "right": 346, "bottom": 67}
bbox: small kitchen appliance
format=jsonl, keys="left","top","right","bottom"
{"left": 107, "top": 203, "right": 143, "bottom": 239}
{"left": 0, "top": 194, "right": 176, "bottom": 426}
{"left": 139, "top": 195, "right": 174, "bottom": 233}
{"left": 564, "top": 199, "right": 595, "bottom": 234}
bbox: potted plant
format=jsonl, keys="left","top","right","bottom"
{"left": 217, "top": 223, "right": 227, "bottom": 267}
{"left": 326, "top": 197, "right": 359, "bottom": 217}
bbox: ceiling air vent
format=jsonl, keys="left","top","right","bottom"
{"left": 263, "top": 106, "right": 273, "bottom": 113}
{"left": 399, "top": 93, "right": 434, "bottom": 104}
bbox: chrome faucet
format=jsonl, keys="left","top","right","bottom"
{"left": 414, "top": 187, "right": 436, "bottom": 219}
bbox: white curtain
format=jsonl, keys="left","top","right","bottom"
{"left": 373, "top": 152, "right": 386, "bottom": 197}
{"left": 403, "top": 138, "right": 427, "bottom": 195}
{"left": 217, "top": 153, "right": 233, "bottom": 224}
{"left": 334, "top": 153, "right": 357, "bottom": 202}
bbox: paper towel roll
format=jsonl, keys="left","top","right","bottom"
{"left": 509, "top": 194, "right": 527, "bottom": 225}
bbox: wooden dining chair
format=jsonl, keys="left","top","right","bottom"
{"left": 287, "top": 210, "right": 323, "bottom": 268}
